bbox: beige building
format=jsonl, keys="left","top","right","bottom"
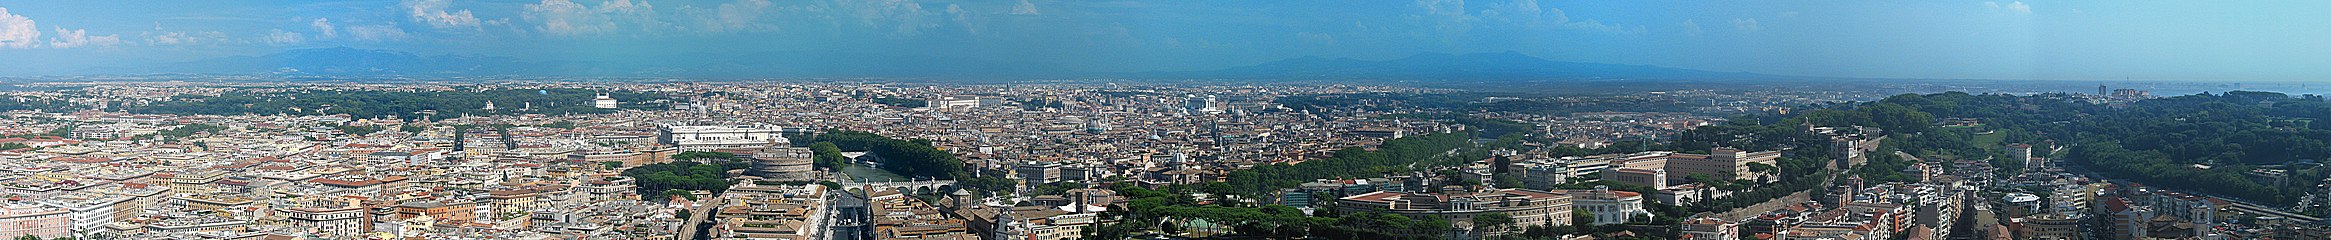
{"left": 2017, "top": 213, "right": 2079, "bottom": 240}
{"left": 751, "top": 147, "right": 818, "bottom": 181}
{"left": 1663, "top": 147, "right": 1780, "bottom": 182}
{"left": 394, "top": 201, "right": 478, "bottom": 224}
{"left": 1680, "top": 217, "right": 1740, "bottom": 240}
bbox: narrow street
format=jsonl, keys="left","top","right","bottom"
{"left": 677, "top": 197, "right": 727, "bottom": 240}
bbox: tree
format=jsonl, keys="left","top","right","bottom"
{"left": 1746, "top": 162, "right": 1777, "bottom": 174}
{"left": 1574, "top": 210, "right": 1597, "bottom": 227}
{"left": 1492, "top": 175, "right": 1523, "bottom": 189}
{"left": 1474, "top": 213, "right": 1516, "bottom": 234}
{"left": 624, "top": 161, "right": 744, "bottom": 198}
{"left": 809, "top": 142, "right": 848, "bottom": 170}
{"left": 662, "top": 189, "right": 696, "bottom": 201}
{"left": 601, "top": 161, "right": 624, "bottom": 170}
{"left": 675, "top": 209, "right": 692, "bottom": 219}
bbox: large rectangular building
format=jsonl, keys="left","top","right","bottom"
{"left": 282, "top": 207, "right": 369, "bottom": 238}
{"left": 1663, "top": 147, "right": 1781, "bottom": 182}
{"left": 0, "top": 204, "right": 68, "bottom": 239}
{"left": 659, "top": 125, "right": 790, "bottom": 152}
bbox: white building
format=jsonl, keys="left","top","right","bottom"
{"left": 593, "top": 93, "right": 619, "bottom": 109}
{"left": 2008, "top": 143, "right": 2039, "bottom": 169}
{"left": 33, "top": 196, "right": 124, "bottom": 238}
{"left": 658, "top": 125, "right": 790, "bottom": 152}
{"left": 1569, "top": 186, "right": 1652, "bottom": 225}
{"left": 926, "top": 95, "right": 997, "bottom": 109}
{"left": 282, "top": 207, "right": 369, "bottom": 238}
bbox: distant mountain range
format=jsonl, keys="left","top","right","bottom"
{"left": 145, "top": 47, "right": 571, "bottom": 76}
{"left": 93, "top": 47, "right": 1777, "bottom": 82}
{"left": 1149, "top": 51, "right": 1774, "bottom": 81}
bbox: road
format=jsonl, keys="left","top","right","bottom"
{"left": 828, "top": 170, "right": 871, "bottom": 240}
{"left": 827, "top": 189, "right": 869, "bottom": 240}
{"left": 1712, "top": 190, "right": 1812, "bottom": 221}
{"left": 676, "top": 197, "right": 727, "bottom": 240}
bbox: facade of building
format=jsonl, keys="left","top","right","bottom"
{"left": 1665, "top": 147, "right": 1781, "bottom": 182}
{"left": 985, "top": 206, "right": 1097, "bottom": 240}
{"left": 0, "top": 205, "right": 69, "bottom": 239}
{"left": 1680, "top": 217, "right": 1740, "bottom": 240}
{"left": 751, "top": 147, "right": 818, "bottom": 181}
{"left": 927, "top": 96, "right": 986, "bottom": 109}
{"left": 658, "top": 125, "right": 790, "bottom": 151}
{"left": 1603, "top": 168, "right": 1669, "bottom": 189}
{"left": 593, "top": 93, "right": 619, "bottom": 109}
{"left": 1567, "top": 187, "right": 1651, "bottom": 225}
{"left": 33, "top": 196, "right": 123, "bottom": 238}
{"left": 2008, "top": 143, "right": 2038, "bottom": 169}
{"left": 2018, "top": 213, "right": 2080, "bottom": 240}
{"left": 395, "top": 201, "right": 478, "bottom": 224}
{"left": 283, "top": 207, "right": 370, "bottom": 238}
{"left": 1016, "top": 161, "right": 1064, "bottom": 186}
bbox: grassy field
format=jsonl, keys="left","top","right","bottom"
{"left": 1972, "top": 130, "right": 2007, "bottom": 151}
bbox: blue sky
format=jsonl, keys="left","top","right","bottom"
{"left": 0, "top": 0, "right": 2326, "bottom": 81}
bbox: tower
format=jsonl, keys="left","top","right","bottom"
{"left": 2099, "top": 84, "right": 2109, "bottom": 95}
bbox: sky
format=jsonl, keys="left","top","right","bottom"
{"left": 0, "top": 0, "right": 2326, "bottom": 81}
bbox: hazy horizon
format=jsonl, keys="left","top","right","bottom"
{"left": 2, "top": 0, "right": 2328, "bottom": 82}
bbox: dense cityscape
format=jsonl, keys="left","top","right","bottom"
{"left": 0, "top": 79, "right": 2311, "bottom": 240}
{"left": 4, "top": 1, "right": 2331, "bottom": 240}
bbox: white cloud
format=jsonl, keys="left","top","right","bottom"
{"left": 1296, "top": 32, "right": 1336, "bottom": 46}
{"left": 841, "top": 0, "right": 941, "bottom": 38}
{"left": 525, "top": 0, "right": 662, "bottom": 36}
{"left": 1480, "top": 0, "right": 1544, "bottom": 27}
{"left": 1731, "top": 18, "right": 1760, "bottom": 32}
{"left": 1780, "top": 11, "right": 1801, "bottom": 18}
{"left": 1011, "top": 0, "right": 1040, "bottom": 15}
{"left": 947, "top": 4, "right": 979, "bottom": 34}
{"left": 1986, "top": 1, "right": 2032, "bottom": 14}
{"left": 528, "top": 0, "right": 611, "bottom": 35}
{"left": 146, "top": 31, "right": 227, "bottom": 46}
{"left": 346, "top": 24, "right": 409, "bottom": 41}
{"left": 404, "top": 0, "right": 482, "bottom": 30}
{"left": 1680, "top": 20, "right": 1702, "bottom": 36}
{"left": 1563, "top": 19, "right": 1641, "bottom": 34}
{"left": 692, "top": 0, "right": 777, "bottom": 33}
{"left": 49, "top": 27, "right": 122, "bottom": 48}
{"left": 1464, "top": 0, "right": 1637, "bottom": 34}
{"left": 1413, "top": 0, "right": 1472, "bottom": 35}
{"left": 264, "top": 29, "right": 304, "bottom": 45}
{"left": 147, "top": 32, "right": 184, "bottom": 45}
{"left": 0, "top": 7, "right": 40, "bottom": 49}
{"left": 311, "top": 18, "right": 337, "bottom": 38}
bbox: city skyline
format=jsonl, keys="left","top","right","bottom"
{"left": 3, "top": 0, "right": 2329, "bottom": 82}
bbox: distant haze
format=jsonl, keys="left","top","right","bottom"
{"left": 0, "top": 1, "right": 2327, "bottom": 82}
